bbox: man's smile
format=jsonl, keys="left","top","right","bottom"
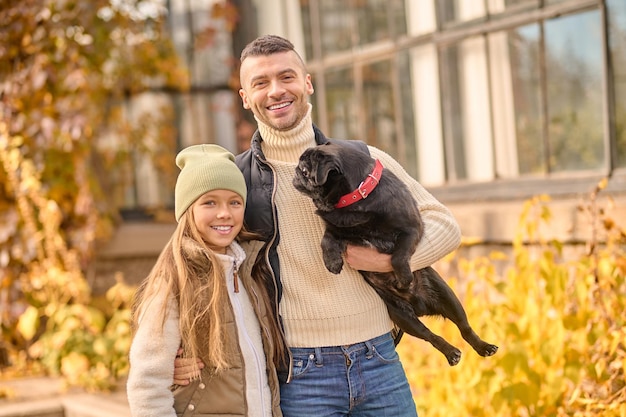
{"left": 268, "top": 101, "right": 292, "bottom": 111}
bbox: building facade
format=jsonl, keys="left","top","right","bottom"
{"left": 98, "top": 0, "right": 626, "bottom": 285}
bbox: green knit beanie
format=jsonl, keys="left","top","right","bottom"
{"left": 174, "top": 144, "right": 247, "bottom": 222}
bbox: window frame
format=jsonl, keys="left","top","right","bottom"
{"left": 302, "top": 0, "right": 620, "bottom": 201}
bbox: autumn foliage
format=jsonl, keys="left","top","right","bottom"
{"left": 398, "top": 190, "right": 626, "bottom": 416}
{"left": 1, "top": 2, "right": 624, "bottom": 414}
{"left": 0, "top": 0, "right": 186, "bottom": 386}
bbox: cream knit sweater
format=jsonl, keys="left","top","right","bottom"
{"left": 257, "top": 105, "right": 461, "bottom": 348}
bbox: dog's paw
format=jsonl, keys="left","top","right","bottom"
{"left": 447, "top": 349, "right": 462, "bottom": 366}
{"left": 322, "top": 248, "right": 343, "bottom": 275}
{"left": 394, "top": 271, "right": 413, "bottom": 291}
{"left": 479, "top": 343, "right": 499, "bottom": 357}
{"left": 324, "top": 258, "right": 344, "bottom": 274}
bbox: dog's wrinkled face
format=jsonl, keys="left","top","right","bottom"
{"left": 293, "top": 146, "right": 344, "bottom": 211}
{"left": 294, "top": 147, "right": 338, "bottom": 191}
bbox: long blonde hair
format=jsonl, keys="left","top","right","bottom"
{"left": 131, "top": 208, "right": 239, "bottom": 371}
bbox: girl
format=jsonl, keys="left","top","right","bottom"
{"left": 127, "top": 144, "right": 283, "bottom": 417}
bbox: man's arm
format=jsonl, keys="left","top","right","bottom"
{"left": 344, "top": 245, "right": 392, "bottom": 272}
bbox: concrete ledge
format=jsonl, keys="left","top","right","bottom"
{"left": 97, "top": 222, "right": 175, "bottom": 258}
{"left": 0, "top": 377, "right": 130, "bottom": 417}
{"left": 62, "top": 393, "right": 131, "bottom": 417}
{"left": 0, "top": 398, "right": 63, "bottom": 417}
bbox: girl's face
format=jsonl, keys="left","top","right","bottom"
{"left": 192, "top": 189, "right": 244, "bottom": 254}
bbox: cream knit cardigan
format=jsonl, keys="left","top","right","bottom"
{"left": 256, "top": 105, "right": 462, "bottom": 348}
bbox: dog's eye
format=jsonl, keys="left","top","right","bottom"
{"left": 301, "top": 167, "right": 309, "bottom": 177}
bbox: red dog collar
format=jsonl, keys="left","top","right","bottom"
{"left": 335, "top": 159, "right": 383, "bottom": 208}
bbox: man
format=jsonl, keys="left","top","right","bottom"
{"left": 176, "top": 34, "right": 461, "bottom": 417}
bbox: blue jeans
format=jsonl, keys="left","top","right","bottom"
{"left": 279, "top": 332, "right": 418, "bottom": 417}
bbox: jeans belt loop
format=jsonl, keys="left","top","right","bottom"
{"left": 314, "top": 347, "right": 323, "bottom": 366}
{"left": 364, "top": 340, "right": 375, "bottom": 359}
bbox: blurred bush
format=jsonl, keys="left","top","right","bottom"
{"left": 398, "top": 184, "right": 625, "bottom": 416}
{"left": 18, "top": 275, "right": 135, "bottom": 391}
{"left": 0, "top": 0, "right": 185, "bottom": 390}
{"left": 1, "top": 5, "right": 624, "bottom": 405}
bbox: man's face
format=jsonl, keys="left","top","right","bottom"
{"left": 239, "top": 51, "right": 314, "bottom": 131}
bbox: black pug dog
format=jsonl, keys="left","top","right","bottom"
{"left": 293, "top": 142, "right": 498, "bottom": 366}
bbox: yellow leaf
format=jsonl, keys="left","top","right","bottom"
{"left": 16, "top": 305, "right": 39, "bottom": 341}
{"left": 61, "top": 352, "right": 90, "bottom": 383}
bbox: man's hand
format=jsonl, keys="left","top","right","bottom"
{"left": 344, "top": 245, "right": 393, "bottom": 272}
{"left": 173, "top": 348, "right": 204, "bottom": 385}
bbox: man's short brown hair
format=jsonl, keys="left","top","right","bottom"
{"left": 240, "top": 34, "right": 302, "bottom": 64}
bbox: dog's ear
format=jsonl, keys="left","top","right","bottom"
{"left": 311, "top": 151, "right": 340, "bottom": 186}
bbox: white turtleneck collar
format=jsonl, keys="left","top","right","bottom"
{"left": 255, "top": 103, "right": 316, "bottom": 163}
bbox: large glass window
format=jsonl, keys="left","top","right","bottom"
{"left": 318, "top": 0, "right": 354, "bottom": 56}
{"left": 323, "top": 58, "right": 418, "bottom": 178}
{"left": 113, "top": 92, "right": 177, "bottom": 212}
{"left": 356, "top": 0, "right": 406, "bottom": 45}
{"left": 300, "top": 0, "right": 314, "bottom": 60}
{"left": 489, "top": 24, "right": 543, "bottom": 178}
{"left": 437, "top": 0, "right": 486, "bottom": 25}
{"left": 315, "top": 0, "right": 407, "bottom": 58}
{"left": 325, "top": 67, "right": 358, "bottom": 140}
{"left": 397, "top": 51, "right": 418, "bottom": 179}
{"left": 545, "top": 11, "right": 604, "bottom": 172}
{"left": 300, "top": 0, "right": 620, "bottom": 188}
{"left": 119, "top": 0, "right": 237, "bottom": 212}
{"left": 607, "top": 0, "right": 626, "bottom": 168}
{"left": 362, "top": 60, "right": 397, "bottom": 159}
{"left": 440, "top": 44, "right": 466, "bottom": 180}
{"left": 490, "top": 11, "right": 605, "bottom": 176}
{"left": 440, "top": 36, "right": 494, "bottom": 182}
{"left": 390, "top": 0, "right": 409, "bottom": 38}
{"left": 487, "top": 0, "right": 539, "bottom": 15}
{"left": 507, "top": 25, "right": 543, "bottom": 176}
{"left": 409, "top": 44, "right": 445, "bottom": 185}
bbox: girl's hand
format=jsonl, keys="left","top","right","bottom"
{"left": 173, "top": 348, "right": 204, "bottom": 385}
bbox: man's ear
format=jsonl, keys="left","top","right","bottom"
{"left": 305, "top": 74, "right": 314, "bottom": 95}
{"left": 239, "top": 89, "right": 250, "bottom": 109}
